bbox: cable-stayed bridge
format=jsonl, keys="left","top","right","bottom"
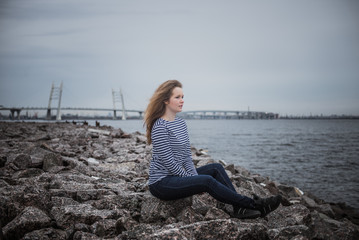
{"left": 0, "top": 106, "right": 143, "bottom": 120}
{"left": 1, "top": 106, "right": 278, "bottom": 120}
{"left": 0, "top": 82, "right": 278, "bottom": 120}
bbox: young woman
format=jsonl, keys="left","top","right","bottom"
{"left": 144, "top": 80, "right": 281, "bottom": 219}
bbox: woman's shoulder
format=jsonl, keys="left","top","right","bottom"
{"left": 152, "top": 118, "right": 167, "bottom": 131}
{"left": 175, "top": 117, "right": 187, "bottom": 127}
{"left": 175, "top": 117, "right": 185, "bottom": 122}
{"left": 152, "top": 117, "right": 186, "bottom": 130}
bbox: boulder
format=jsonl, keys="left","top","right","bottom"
{"left": 115, "top": 216, "right": 139, "bottom": 235}
{"left": 140, "top": 194, "right": 193, "bottom": 223}
{"left": 267, "top": 204, "right": 311, "bottom": 229}
{"left": 22, "top": 228, "right": 68, "bottom": 240}
{"left": 12, "top": 168, "right": 44, "bottom": 179}
{"left": 3, "top": 206, "right": 52, "bottom": 239}
{"left": 91, "top": 219, "right": 117, "bottom": 238}
{"left": 43, "top": 153, "right": 63, "bottom": 171}
{"left": 309, "top": 211, "right": 359, "bottom": 240}
{"left": 73, "top": 231, "right": 100, "bottom": 240}
{"left": 204, "top": 207, "right": 230, "bottom": 220}
{"left": 267, "top": 225, "right": 310, "bottom": 240}
{"left": 51, "top": 204, "right": 119, "bottom": 229}
{"left": 13, "top": 154, "right": 32, "bottom": 169}
{"left": 139, "top": 220, "right": 268, "bottom": 240}
{"left": 177, "top": 206, "right": 204, "bottom": 224}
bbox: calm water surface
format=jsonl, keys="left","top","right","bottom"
{"left": 93, "top": 119, "right": 359, "bottom": 209}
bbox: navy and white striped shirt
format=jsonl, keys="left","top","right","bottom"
{"left": 148, "top": 117, "right": 198, "bottom": 185}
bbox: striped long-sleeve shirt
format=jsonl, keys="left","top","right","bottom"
{"left": 148, "top": 117, "right": 198, "bottom": 185}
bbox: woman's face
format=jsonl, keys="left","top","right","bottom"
{"left": 165, "top": 87, "right": 184, "bottom": 114}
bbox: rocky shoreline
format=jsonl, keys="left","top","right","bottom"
{"left": 0, "top": 121, "right": 358, "bottom": 240}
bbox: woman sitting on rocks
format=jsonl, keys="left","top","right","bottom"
{"left": 144, "top": 80, "right": 282, "bottom": 219}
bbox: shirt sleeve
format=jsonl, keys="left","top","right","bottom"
{"left": 152, "top": 124, "right": 191, "bottom": 177}
{"left": 183, "top": 131, "right": 198, "bottom": 176}
{"left": 183, "top": 155, "right": 198, "bottom": 176}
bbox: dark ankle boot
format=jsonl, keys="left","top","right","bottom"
{"left": 253, "top": 194, "right": 282, "bottom": 217}
{"left": 231, "top": 206, "right": 261, "bottom": 219}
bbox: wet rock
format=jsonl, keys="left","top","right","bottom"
{"left": 3, "top": 206, "right": 51, "bottom": 239}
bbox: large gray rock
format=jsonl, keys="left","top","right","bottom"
{"left": 43, "top": 153, "right": 63, "bottom": 171}
{"left": 267, "top": 225, "right": 310, "bottom": 240}
{"left": 12, "top": 168, "right": 44, "bottom": 179}
{"left": 51, "top": 203, "right": 119, "bottom": 229}
{"left": 22, "top": 228, "right": 68, "bottom": 240}
{"left": 309, "top": 211, "right": 359, "bottom": 240}
{"left": 3, "top": 206, "right": 52, "bottom": 239}
{"left": 140, "top": 194, "right": 193, "bottom": 223}
{"left": 13, "top": 154, "right": 32, "bottom": 169}
{"left": 91, "top": 219, "right": 117, "bottom": 238}
{"left": 267, "top": 204, "right": 311, "bottom": 228}
{"left": 133, "top": 220, "right": 268, "bottom": 240}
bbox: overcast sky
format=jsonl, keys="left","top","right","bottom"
{"left": 0, "top": 0, "right": 358, "bottom": 116}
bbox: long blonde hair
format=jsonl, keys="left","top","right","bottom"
{"left": 144, "top": 80, "right": 182, "bottom": 144}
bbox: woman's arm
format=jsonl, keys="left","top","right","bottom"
{"left": 183, "top": 142, "right": 198, "bottom": 176}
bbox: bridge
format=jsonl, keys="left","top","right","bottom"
{"left": 178, "top": 110, "right": 278, "bottom": 119}
{"left": 0, "top": 106, "right": 143, "bottom": 120}
{"left": 0, "top": 107, "right": 278, "bottom": 120}
{"left": 0, "top": 82, "right": 278, "bottom": 120}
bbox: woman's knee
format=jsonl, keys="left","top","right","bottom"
{"left": 209, "top": 163, "right": 225, "bottom": 174}
{"left": 212, "top": 163, "right": 224, "bottom": 170}
{"left": 201, "top": 175, "right": 216, "bottom": 188}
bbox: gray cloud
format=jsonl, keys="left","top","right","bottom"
{"left": 1, "top": 0, "right": 358, "bottom": 116}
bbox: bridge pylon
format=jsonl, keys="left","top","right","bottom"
{"left": 46, "top": 82, "right": 63, "bottom": 120}
{"left": 112, "top": 88, "right": 126, "bottom": 120}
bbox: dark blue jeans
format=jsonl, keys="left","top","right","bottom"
{"left": 149, "top": 163, "right": 254, "bottom": 208}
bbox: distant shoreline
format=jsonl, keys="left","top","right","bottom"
{"left": 1, "top": 115, "right": 359, "bottom": 121}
